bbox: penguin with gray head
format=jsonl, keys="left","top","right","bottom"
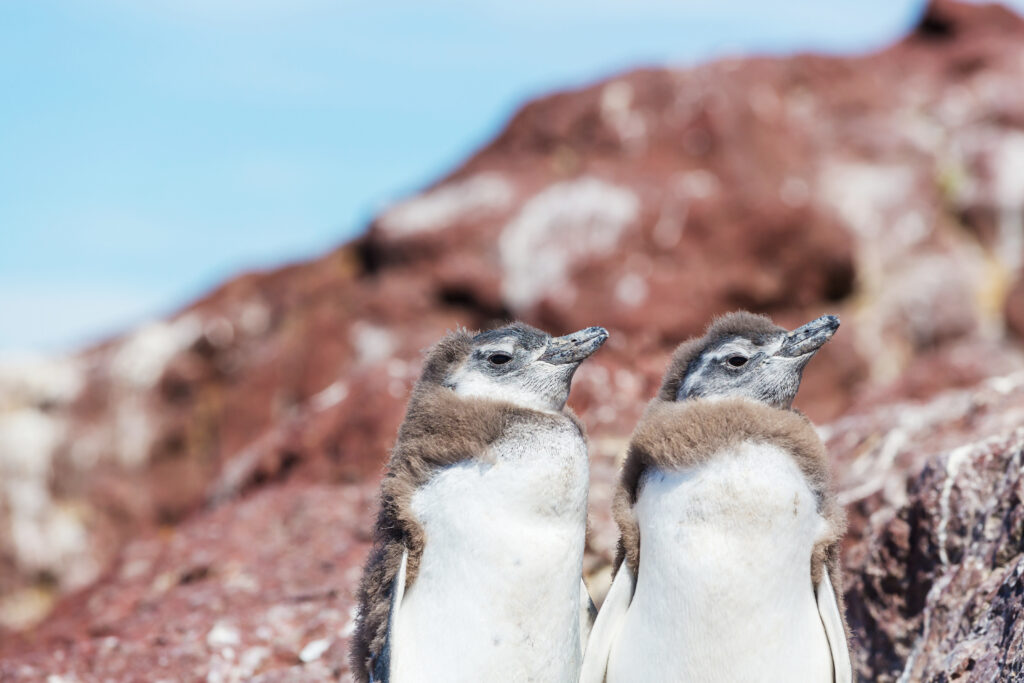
{"left": 581, "top": 311, "right": 851, "bottom": 683}
{"left": 351, "top": 322, "right": 609, "bottom": 683}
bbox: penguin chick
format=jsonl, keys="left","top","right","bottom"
{"left": 351, "top": 322, "right": 608, "bottom": 683}
{"left": 582, "top": 311, "right": 851, "bottom": 683}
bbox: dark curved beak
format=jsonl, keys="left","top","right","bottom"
{"left": 539, "top": 326, "right": 609, "bottom": 365}
{"left": 776, "top": 315, "right": 839, "bottom": 358}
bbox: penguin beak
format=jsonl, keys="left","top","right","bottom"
{"left": 776, "top": 315, "right": 839, "bottom": 358}
{"left": 539, "top": 326, "right": 609, "bottom": 365}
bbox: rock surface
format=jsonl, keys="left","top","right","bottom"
{"left": 829, "top": 371, "right": 1024, "bottom": 681}
{"left": 1, "top": 481, "right": 374, "bottom": 681}
{"left": 3, "top": 0, "right": 1024, "bottom": 681}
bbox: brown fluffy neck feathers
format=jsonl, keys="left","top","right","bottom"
{"left": 613, "top": 397, "right": 844, "bottom": 580}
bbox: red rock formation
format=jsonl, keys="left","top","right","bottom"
{"left": 1, "top": 481, "right": 374, "bottom": 680}
{"left": 2, "top": 0, "right": 1024, "bottom": 679}
{"left": 829, "top": 371, "right": 1024, "bottom": 681}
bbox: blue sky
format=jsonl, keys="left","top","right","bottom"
{"left": 0, "top": 0, "right": 986, "bottom": 352}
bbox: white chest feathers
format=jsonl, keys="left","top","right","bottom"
{"left": 392, "top": 418, "right": 589, "bottom": 683}
{"left": 607, "top": 442, "right": 834, "bottom": 683}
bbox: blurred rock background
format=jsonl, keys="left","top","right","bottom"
{"left": 2, "top": 0, "right": 1024, "bottom": 680}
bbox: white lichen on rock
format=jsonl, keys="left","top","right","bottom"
{"left": 110, "top": 315, "right": 202, "bottom": 390}
{"left": 499, "top": 177, "right": 640, "bottom": 310}
{"left": 0, "top": 353, "right": 95, "bottom": 621}
{"left": 378, "top": 173, "right": 514, "bottom": 236}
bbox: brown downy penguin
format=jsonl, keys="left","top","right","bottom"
{"left": 350, "top": 322, "right": 608, "bottom": 683}
{"left": 581, "top": 312, "right": 851, "bottom": 683}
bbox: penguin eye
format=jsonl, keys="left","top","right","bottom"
{"left": 488, "top": 353, "right": 513, "bottom": 366}
{"left": 727, "top": 355, "right": 748, "bottom": 368}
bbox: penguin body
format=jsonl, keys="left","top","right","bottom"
{"left": 582, "top": 312, "right": 851, "bottom": 683}
{"left": 351, "top": 323, "right": 607, "bottom": 683}
{"left": 603, "top": 403, "right": 841, "bottom": 683}
{"left": 392, "top": 418, "right": 588, "bottom": 681}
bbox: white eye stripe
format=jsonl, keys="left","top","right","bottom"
{"left": 716, "top": 345, "right": 752, "bottom": 360}
{"left": 480, "top": 345, "right": 515, "bottom": 356}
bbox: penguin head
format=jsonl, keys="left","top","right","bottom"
{"left": 443, "top": 322, "right": 609, "bottom": 413}
{"left": 661, "top": 311, "right": 839, "bottom": 409}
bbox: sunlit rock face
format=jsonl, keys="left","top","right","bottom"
{"left": 827, "top": 371, "right": 1024, "bottom": 682}
{"left": 3, "top": 0, "right": 1024, "bottom": 679}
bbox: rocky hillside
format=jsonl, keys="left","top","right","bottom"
{"left": 2, "top": 0, "right": 1024, "bottom": 680}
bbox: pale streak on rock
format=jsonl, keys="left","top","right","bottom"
{"left": 378, "top": 173, "right": 514, "bottom": 236}
{"left": 819, "top": 161, "right": 914, "bottom": 242}
{"left": 993, "top": 132, "right": 1024, "bottom": 273}
{"left": 310, "top": 381, "right": 348, "bottom": 412}
{"left": 110, "top": 315, "right": 202, "bottom": 390}
{"left": 0, "top": 354, "right": 84, "bottom": 409}
{"left": 350, "top": 322, "right": 396, "bottom": 367}
{"left": 895, "top": 570, "right": 957, "bottom": 683}
{"left": 499, "top": 177, "right": 639, "bottom": 310}
{"left": 601, "top": 81, "right": 647, "bottom": 152}
{"left": 936, "top": 443, "right": 972, "bottom": 567}
{"left": 836, "top": 427, "right": 908, "bottom": 507}
{"left": 298, "top": 638, "right": 331, "bottom": 663}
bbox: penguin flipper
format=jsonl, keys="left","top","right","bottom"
{"left": 579, "top": 579, "right": 598, "bottom": 657}
{"left": 816, "top": 569, "right": 852, "bottom": 683}
{"left": 580, "top": 564, "right": 635, "bottom": 683}
{"left": 370, "top": 547, "right": 409, "bottom": 683}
